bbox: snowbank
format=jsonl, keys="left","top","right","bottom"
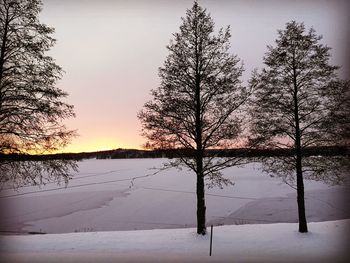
{"left": 1, "top": 219, "right": 349, "bottom": 263}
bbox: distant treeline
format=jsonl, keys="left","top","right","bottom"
{"left": 0, "top": 145, "right": 349, "bottom": 161}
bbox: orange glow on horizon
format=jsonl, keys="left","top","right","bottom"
{"left": 56, "top": 138, "right": 143, "bottom": 153}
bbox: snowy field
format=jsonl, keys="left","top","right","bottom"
{"left": 1, "top": 220, "right": 349, "bottom": 263}
{"left": 0, "top": 158, "right": 349, "bottom": 234}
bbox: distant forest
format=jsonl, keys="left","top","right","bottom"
{"left": 1, "top": 146, "right": 348, "bottom": 162}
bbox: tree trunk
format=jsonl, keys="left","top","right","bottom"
{"left": 0, "top": 4, "right": 9, "bottom": 83}
{"left": 292, "top": 53, "right": 308, "bottom": 233}
{"left": 195, "top": 70, "right": 206, "bottom": 234}
{"left": 196, "top": 154, "right": 206, "bottom": 235}
{"left": 296, "top": 148, "right": 308, "bottom": 232}
{"left": 0, "top": 5, "right": 10, "bottom": 111}
{"left": 193, "top": 24, "right": 206, "bottom": 235}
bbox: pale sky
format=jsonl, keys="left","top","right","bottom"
{"left": 40, "top": 0, "right": 350, "bottom": 153}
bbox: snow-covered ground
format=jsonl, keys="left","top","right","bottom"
{"left": 1, "top": 220, "right": 349, "bottom": 263}
{"left": 0, "top": 158, "right": 349, "bottom": 234}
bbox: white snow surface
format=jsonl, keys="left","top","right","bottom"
{"left": 0, "top": 220, "right": 349, "bottom": 263}
{"left": 0, "top": 159, "right": 349, "bottom": 234}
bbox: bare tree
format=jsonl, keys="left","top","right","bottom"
{"left": 138, "top": 2, "right": 248, "bottom": 235}
{"left": 248, "top": 21, "right": 349, "bottom": 233}
{"left": 0, "top": 0, "right": 76, "bottom": 189}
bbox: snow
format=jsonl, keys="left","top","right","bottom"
{"left": 0, "top": 220, "right": 349, "bottom": 263}
{"left": 0, "top": 159, "right": 349, "bottom": 234}
{"left": 0, "top": 158, "right": 349, "bottom": 262}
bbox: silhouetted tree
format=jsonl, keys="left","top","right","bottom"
{"left": 138, "top": 2, "right": 248, "bottom": 235}
{"left": 325, "top": 80, "right": 350, "bottom": 144}
{"left": 0, "top": 0, "right": 77, "bottom": 189}
{"left": 248, "top": 21, "right": 349, "bottom": 233}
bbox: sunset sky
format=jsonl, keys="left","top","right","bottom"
{"left": 40, "top": 0, "right": 350, "bottom": 153}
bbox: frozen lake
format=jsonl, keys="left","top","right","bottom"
{"left": 0, "top": 158, "right": 349, "bottom": 234}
